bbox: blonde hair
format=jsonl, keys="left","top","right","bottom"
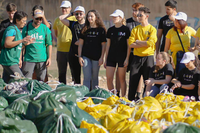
{"left": 122, "top": 17, "right": 126, "bottom": 25}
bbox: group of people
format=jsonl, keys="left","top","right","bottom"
{"left": 0, "top": 0, "right": 200, "bottom": 101}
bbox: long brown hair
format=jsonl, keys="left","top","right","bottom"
{"left": 174, "top": 19, "right": 187, "bottom": 33}
{"left": 81, "top": 10, "right": 106, "bottom": 34}
{"left": 154, "top": 52, "right": 175, "bottom": 73}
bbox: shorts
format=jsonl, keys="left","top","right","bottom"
{"left": 106, "top": 60, "right": 124, "bottom": 67}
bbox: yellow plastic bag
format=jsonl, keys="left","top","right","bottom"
{"left": 150, "top": 119, "right": 172, "bottom": 133}
{"left": 77, "top": 97, "right": 95, "bottom": 110}
{"left": 99, "top": 113, "right": 129, "bottom": 131}
{"left": 191, "top": 102, "right": 200, "bottom": 119}
{"left": 135, "top": 96, "right": 163, "bottom": 122}
{"left": 77, "top": 102, "right": 88, "bottom": 110}
{"left": 179, "top": 101, "right": 197, "bottom": 112}
{"left": 102, "top": 95, "right": 119, "bottom": 105}
{"left": 115, "top": 97, "right": 132, "bottom": 105}
{"left": 110, "top": 118, "right": 151, "bottom": 133}
{"left": 155, "top": 93, "right": 176, "bottom": 109}
{"left": 80, "top": 120, "right": 109, "bottom": 133}
{"left": 83, "top": 97, "right": 95, "bottom": 105}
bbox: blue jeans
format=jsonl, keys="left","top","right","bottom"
{"left": 149, "top": 84, "right": 167, "bottom": 97}
{"left": 176, "top": 51, "right": 185, "bottom": 76}
{"left": 82, "top": 56, "right": 100, "bottom": 90}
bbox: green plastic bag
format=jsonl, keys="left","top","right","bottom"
{"left": 25, "top": 94, "right": 71, "bottom": 122}
{"left": 64, "top": 100, "right": 100, "bottom": 127}
{"left": 40, "top": 108, "right": 81, "bottom": 133}
{"left": 26, "top": 80, "right": 52, "bottom": 94}
{"left": 0, "top": 96, "right": 8, "bottom": 110}
{"left": 85, "top": 87, "right": 113, "bottom": 104}
{"left": 0, "top": 109, "right": 38, "bottom": 133}
{"left": 0, "top": 78, "right": 6, "bottom": 91}
{"left": 5, "top": 97, "right": 31, "bottom": 116}
{"left": 57, "top": 84, "right": 89, "bottom": 99}
{"left": 78, "top": 128, "right": 88, "bottom": 133}
{"left": 163, "top": 122, "right": 200, "bottom": 133}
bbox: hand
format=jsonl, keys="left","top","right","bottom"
{"left": 188, "top": 47, "right": 195, "bottom": 52}
{"left": 19, "top": 60, "right": 22, "bottom": 68}
{"left": 46, "top": 58, "right": 51, "bottom": 67}
{"left": 145, "top": 79, "right": 154, "bottom": 86}
{"left": 171, "top": 83, "right": 181, "bottom": 90}
{"left": 196, "top": 46, "right": 200, "bottom": 52}
{"left": 79, "top": 57, "right": 84, "bottom": 67}
{"left": 23, "top": 36, "right": 35, "bottom": 46}
{"left": 124, "top": 58, "right": 128, "bottom": 67}
{"left": 59, "top": 15, "right": 66, "bottom": 20}
{"left": 99, "top": 57, "right": 103, "bottom": 66}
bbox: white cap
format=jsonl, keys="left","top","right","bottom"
{"left": 60, "top": 1, "right": 71, "bottom": 8}
{"left": 110, "top": 9, "right": 124, "bottom": 18}
{"left": 34, "top": 9, "right": 44, "bottom": 18}
{"left": 180, "top": 52, "right": 195, "bottom": 63}
{"left": 74, "top": 6, "right": 85, "bottom": 13}
{"left": 174, "top": 12, "right": 187, "bottom": 21}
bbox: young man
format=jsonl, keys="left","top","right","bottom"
{"left": 59, "top": 6, "right": 85, "bottom": 84}
{"left": 53, "top": 1, "right": 76, "bottom": 84}
{"left": 126, "top": 2, "right": 144, "bottom": 99}
{"left": 156, "top": 0, "right": 177, "bottom": 55}
{"left": 0, "top": 3, "right": 17, "bottom": 31}
{"left": 22, "top": 9, "right": 52, "bottom": 81}
{"left": 128, "top": 7, "right": 157, "bottom": 101}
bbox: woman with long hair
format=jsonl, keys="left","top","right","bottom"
{"left": 171, "top": 52, "right": 199, "bottom": 100}
{"left": 0, "top": 11, "right": 34, "bottom": 83}
{"left": 78, "top": 10, "right": 107, "bottom": 90}
{"left": 164, "top": 12, "right": 196, "bottom": 76}
{"left": 145, "top": 52, "right": 175, "bottom": 97}
{"left": 104, "top": 9, "right": 130, "bottom": 97}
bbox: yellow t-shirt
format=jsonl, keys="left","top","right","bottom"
{"left": 166, "top": 26, "right": 196, "bottom": 65}
{"left": 53, "top": 16, "right": 77, "bottom": 52}
{"left": 128, "top": 24, "right": 157, "bottom": 57}
{"left": 195, "top": 28, "right": 200, "bottom": 55}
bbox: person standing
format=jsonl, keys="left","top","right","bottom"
{"left": 128, "top": 7, "right": 157, "bottom": 101}
{"left": 59, "top": 6, "right": 85, "bottom": 84}
{"left": 22, "top": 8, "right": 52, "bottom": 81}
{"left": 104, "top": 9, "right": 130, "bottom": 97}
{"left": 0, "top": 11, "right": 34, "bottom": 83}
{"left": 126, "top": 2, "right": 144, "bottom": 99}
{"left": 156, "top": 0, "right": 177, "bottom": 55}
{"left": 53, "top": 1, "right": 76, "bottom": 84}
{"left": 0, "top": 3, "right": 17, "bottom": 31}
{"left": 78, "top": 10, "right": 107, "bottom": 90}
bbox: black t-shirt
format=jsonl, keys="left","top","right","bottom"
{"left": 126, "top": 17, "right": 140, "bottom": 32}
{"left": 0, "top": 19, "right": 11, "bottom": 31}
{"left": 106, "top": 25, "right": 130, "bottom": 62}
{"left": 149, "top": 63, "right": 174, "bottom": 87}
{"left": 69, "top": 21, "right": 84, "bottom": 54}
{"left": 80, "top": 27, "right": 107, "bottom": 61}
{"left": 158, "top": 15, "right": 174, "bottom": 51}
{"left": 173, "top": 67, "right": 199, "bottom": 98}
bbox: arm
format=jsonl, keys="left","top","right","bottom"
{"left": 156, "top": 29, "right": 163, "bottom": 56}
{"left": 152, "top": 75, "right": 172, "bottom": 85}
{"left": 42, "top": 15, "right": 51, "bottom": 29}
{"left": 164, "top": 38, "right": 171, "bottom": 52}
{"left": 104, "top": 39, "right": 110, "bottom": 68}
{"left": 124, "top": 39, "right": 131, "bottom": 67}
{"left": 46, "top": 45, "right": 52, "bottom": 67}
{"left": 99, "top": 42, "right": 106, "bottom": 66}
{"left": 78, "top": 38, "right": 84, "bottom": 66}
{"left": 59, "top": 14, "right": 71, "bottom": 27}
{"left": 4, "top": 36, "right": 34, "bottom": 48}
{"left": 144, "top": 78, "right": 154, "bottom": 97}
{"left": 54, "top": 30, "right": 58, "bottom": 38}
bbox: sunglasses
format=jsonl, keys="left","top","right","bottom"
{"left": 137, "top": 14, "right": 143, "bottom": 17}
{"left": 132, "top": 9, "right": 138, "bottom": 12}
{"left": 35, "top": 17, "right": 43, "bottom": 21}
{"left": 75, "top": 12, "right": 83, "bottom": 16}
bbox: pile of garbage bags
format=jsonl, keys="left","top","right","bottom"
{"left": 0, "top": 78, "right": 200, "bottom": 133}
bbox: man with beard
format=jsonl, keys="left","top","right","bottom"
{"left": 59, "top": 6, "right": 85, "bottom": 84}
{"left": 22, "top": 8, "right": 52, "bottom": 81}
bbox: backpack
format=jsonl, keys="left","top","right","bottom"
{"left": 0, "top": 23, "right": 14, "bottom": 50}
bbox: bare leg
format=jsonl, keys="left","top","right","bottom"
{"left": 118, "top": 67, "right": 127, "bottom": 97}
{"left": 106, "top": 66, "right": 116, "bottom": 91}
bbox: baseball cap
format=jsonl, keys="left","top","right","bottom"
{"left": 60, "top": 1, "right": 71, "bottom": 8}
{"left": 180, "top": 52, "right": 195, "bottom": 63}
{"left": 174, "top": 12, "right": 187, "bottom": 21}
{"left": 110, "top": 9, "right": 124, "bottom": 18}
{"left": 34, "top": 9, "right": 44, "bottom": 18}
{"left": 74, "top": 6, "right": 85, "bottom": 13}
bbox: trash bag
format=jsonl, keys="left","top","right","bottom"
{"left": 78, "top": 128, "right": 88, "bottom": 133}
{"left": 0, "top": 96, "right": 8, "bottom": 110}
{"left": 77, "top": 97, "right": 95, "bottom": 110}
{"left": 102, "top": 95, "right": 119, "bottom": 105}
{"left": 155, "top": 93, "right": 176, "bottom": 109}
{"left": 80, "top": 121, "right": 109, "bottom": 133}
{"left": 0, "top": 109, "right": 38, "bottom": 133}
{"left": 63, "top": 100, "right": 100, "bottom": 127}
{"left": 85, "top": 87, "right": 113, "bottom": 104}
{"left": 25, "top": 94, "right": 71, "bottom": 123}
{"left": 26, "top": 80, "right": 52, "bottom": 94}
{"left": 66, "top": 84, "right": 89, "bottom": 99}
{"left": 0, "top": 78, "right": 6, "bottom": 91}
{"left": 5, "top": 97, "right": 30, "bottom": 116}
{"left": 150, "top": 119, "right": 172, "bottom": 133}
{"left": 114, "top": 104, "right": 135, "bottom": 117}
{"left": 110, "top": 118, "right": 151, "bottom": 133}
{"left": 37, "top": 108, "right": 81, "bottom": 133}
{"left": 162, "top": 122, "right": 200, "bottom": 133}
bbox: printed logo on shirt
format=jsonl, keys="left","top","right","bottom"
{"left": 87, "top": 31, "right": 99, "bottom": 37}
{"left": 145, "top": 31, "right": 150, "bottom": 35}
{"left": 163, "top": 19, "right": 174, "bottom": 27}
{"left": 118, "top": 32, "right": 126, "bottom": 36}
{"left": 30, "top": 33, "right": 44, "bottom": 43}
{"left": 183, "top": 74, "right": 193, "bottom": 81}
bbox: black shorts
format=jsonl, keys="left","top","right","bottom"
{"left": 106, "top": 60, "right": 124, "bottom": 67}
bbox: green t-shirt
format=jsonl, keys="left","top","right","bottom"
{"left": 0, "top": 25, "right": 22, "bottom": 66}
{"left": 22, "top": 22, "right": 52, "bottom": 62}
